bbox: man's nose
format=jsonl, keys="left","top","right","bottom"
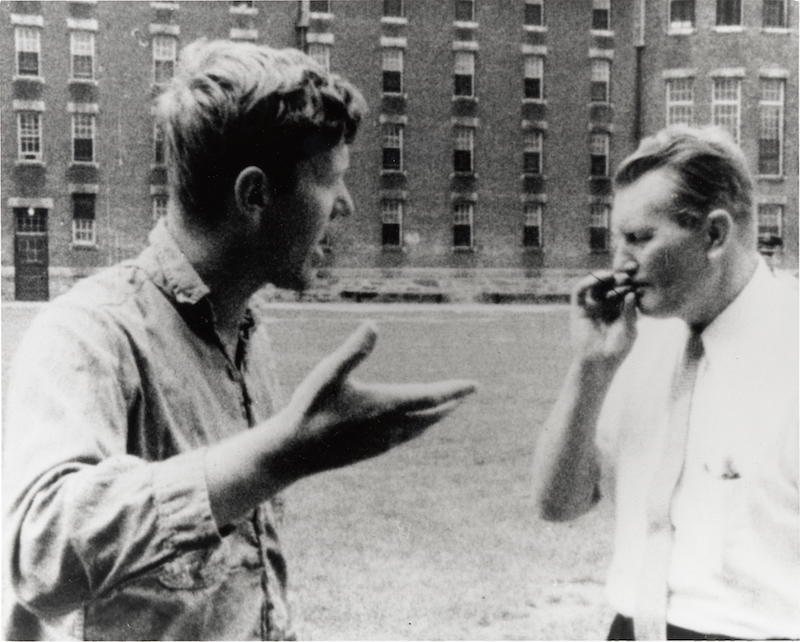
{"left": 612, "top": 247, "right": 638, "bottom": 275}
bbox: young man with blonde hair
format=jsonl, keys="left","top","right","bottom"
{"left": 4, "top": 39, "right": 475, "bottom": 640}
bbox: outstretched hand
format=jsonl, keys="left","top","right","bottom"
{"left": 280, "top": 321, "right": 477, "bottom": 479}
{"left": 571, "top": 271, "right": 638, "bottom": 366}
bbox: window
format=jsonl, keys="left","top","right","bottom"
{"left": 716, "top": 0, "right": 741, "bottom": 25}
{"left": 153, "top": 194, "right": 168, "bottom": 220}
{"left": 670, "top": 0, "right": 695, "bottom": 29}
{"left": 72, "top": 194, "right": 96, "bottom": 246}
{"left": 381, "top": 200, "right": 403, "bottom": 247}
{"left": 310, "top": 0, "right": 330, "bottom": 13}
{"left": 590, "top": 132, "right": 609, "bottom": 177}
{"left": 15, "top": 27, "right": 40, "bottom": 76}
{"left": 763, "top": 0, "right": 787, "bottom": 27}
{"left": 523, "top": 203, "right": 542, "bottom": 248}
{"left": 153, "top": 35, "right": 177, "bottom": 84}
{"left": 308, "top": 43, "right": 330, "bottom": 71}
{"left": 591, "top": 59, "right": 610, "bottom": 102}
{"left": 712, "top": 78, "right": 741, "bottom": 143}
{"left": 758, "top": 79, "right": 784, "bottom": 175}
{"left": 589, "top": 203, "right": 609, "bottom": 251}
{"left": 666, "top": 78, "right": 694, "bottom": 126}
{"left": 592, "top": 0, "right": 611, "bottom": 30}
{"left": 70, "top": 31, "right": 95, "bottom": 80}
{"left": 524, "top": 55, "right": 544, "bottom": 99}
{"left": 72, "top": 113, "right": 95, "bottom": 162}
{"left": 382, "top": 49, "right": 403, "bottom": 94}
{"left": 154, "top": 122, "right": 165, "bottom": 165}
{"left": 382, "top": 123, "right": 403, "bottom": 171}
{"left": 231, "top": 0, "right": 254, "bottom": 7}
{"left": 453, "top": 127, "right": 474, "bottom": 173}
{"left": 15, "top": 207, "right": 48, "bottom": 235}
{"left": 524, "top": 0, "right": 543, "bottom": 26}
{"left": 383, "top": 0, "right": 403, "bottom": 17}
{"left": 17, "top": 112, "right": 42, "bottom": 161}
{"left": 454, "top": 51, "right": 475, "bottom": 97}
{"left": 455, "top": 0, "right": 474, "bottom": 22}
{"left": 757, "top": 203, "right": 783, "bottom": 241}
{"left": 453, "top": 202, "right": 473, "bottom": 248}
{"left": 523, "top": 131, "right": 543, "bottom": 175}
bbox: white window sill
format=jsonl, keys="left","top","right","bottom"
{"left": 452, "top": 95, "right": 478, "bottom": 102}
{"left": 590, "top": 29, "right": 614, "bottom": 37}
{"left": 453, "top": 21, "right": 478, "bottom": 29}
{"left": 229, "top": 6, "right": 258, "bottom": 15}
{"left": 761, "top": 27, "right": 791, "bottom": 34}
{"left": 450, "top": 172, "right": 477, "bottom": 178}
{"left": 668, "top": 26, "right": 696, "bottom": 35}
{"left": 15, "top": 159, "right": 45, "bottom": 167}
{"left": 381, "top": 16, "right": 407, "bottom": 25}
{"left": 755, "top": 174, "right": 785, "bottom": 182}
{"left": 309, "top": 12, "right": 334, "bottom": 20}
{"left": 520, "top": 173, "right": 543, "bottom": 179}
{"left": 69, "top": 78, "right": 98, "bottom": 86}
{"left": 72, "top": 242, "right": 98, "bottom": 249}
{"left": 713, "top": 26, "right": 745, "bottom": 33}
{"left": 383, "top": 92, "right": 407, "bottom": 99}
{"left": 522, "top": 98, "right": 546, "bottom": 105}
{"left": 523, "top": 25, "right": 547, "bottom": 32}
{"left": 70, "top": 161, "right": 99, "bottom": 168}
{"left": 151, "top": 1, "right": 178, "bottom": 9}
{"left": 13, "top": 75, "right": 44, "bottom": 83}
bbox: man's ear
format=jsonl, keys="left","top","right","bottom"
{"left": 705, "top": 208, "right": 733, "bottom": 256}
{"left": 234, "top": 166, "right": 269, "bottom": 222}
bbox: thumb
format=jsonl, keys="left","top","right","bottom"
{"left": 621, "top": 292, "right": 638, "bottom": 334}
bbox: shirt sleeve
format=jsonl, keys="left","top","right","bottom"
{"left": 3, "top": 302, "right": 221, "bottom": 618}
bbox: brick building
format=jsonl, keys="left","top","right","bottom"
{"left": 2, "top": 0, "right": 796, "bottom": 301}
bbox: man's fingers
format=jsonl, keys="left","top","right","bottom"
{"left": 357, "top": 379, "right": 477, "bottom": 414}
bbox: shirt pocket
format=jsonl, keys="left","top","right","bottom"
{"left": 157, "top": 541, "right": 232, "bottom": 590}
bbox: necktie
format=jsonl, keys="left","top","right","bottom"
{"left": 634, "top": 330, "right": 704, "bottom": 640}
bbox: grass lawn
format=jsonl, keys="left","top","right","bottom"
{"left": 2, "top": 302, "right": 616, "bottom": 640}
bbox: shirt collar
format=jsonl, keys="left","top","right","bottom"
{"left": 147, "top": 217, "right": 211, "bottom": 307}
{"left": 700, "top": 256, "right": 773, "bottom": 366}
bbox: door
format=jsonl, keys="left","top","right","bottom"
{"left": 14, "top": 207, "right": 49, "bottom": 301}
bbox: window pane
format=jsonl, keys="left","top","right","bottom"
{"left": 73, "top": 194, "right": 95, "bottom": 219}
{"left": 455, "top": 74, "right": 473, "bottom": 96}
{"left": 455, "top": 0, "right": 474, "bottom": 21}
{"left": 384, "top": 0, "right": 403, "bottom": 17}
{"left": 524, "top": 2, "right": 543, "bottom": 26}
{"left": 716, "top": 0, "right": 741, "bottom": 25}
{"left": 591, "top": 81, "right": 608, "bottom": 102}
{"left": 454, "top": 150, "right": 472, "bottom": 172}
{"left": 310, "top": 0, "right": 330, "bottom": 13}
{"left": 763, "top": 0, "right": 786, "bottom": 27}
{"left": 18, "top": 51, "right": 39, "bottom": 76}
{"left": 308, "top": 43, "right": 330, "bottom": 71}
{"left": 757, "top": 204, "right": 783, "bottom": 238}
{"left": 670, "top": 0, "right": 694, "bottom": 26}
{"left": 592, "top": 9, "right": 610, "bottom": 30}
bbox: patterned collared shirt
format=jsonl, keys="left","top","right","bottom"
{"left": 4, "top": 218, "right": 294, "bottom": 640}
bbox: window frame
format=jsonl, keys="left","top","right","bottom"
{"left": 758, "top": 78, "right": 785, "bottom": 176}
{"left": 523, "top": 202, "right": 543, "bottom": 249}
{"left": 152, "top": 35, "right": 177, "bottom": 85}
{"left": 711, "top": 77, "right": 742, "bottom": 144}
{"left": 763, "top": 0, "right": 787, "bottom": 28}
{"left": 382, "top": 48, "right": 404, "bottom": 94}
{"left": 383, "top": 0, "right": 404, "bottom": 17}
{"left": 309, "top": 0, "right": 331, "bottom": 15}
{"left": 716, "top": 0, "right": 742, "bottom": 26}
{"left": 382, "top": 123, "right": 404, "bottom": 172}
{"left": 17, "top": 111, "right": 43, "bottom": 162}
{"left": 15, "top": 26, "right": 41, "bottom": 77}
{"left": 72, "top": 113, "right": 96, "bottom": 163}
{"left": 454, "top": 0, "right": 475, "bottom": 22}
{"left": 669, "top": 0, "right": 695, "bottom": 31}
{"left": 589, "top": 131, "right": 609, "bottom": 177}
{"left": 665, "top": 77, "right": 694, "bottom": 127}
{"left": 454, "top": 51, "right": 475, "bottom": 98}
{"left": 523, "top": 130, "right": 543, "bottom": 175}
{"left": 524, "top": 55, "right": 544, "bottom": 100}
{"left": 381, "top": 199, "right": 403, "bottom": 248}
{"left": 71, "top": 193, "right": 97, "bottom": 247}
{"left": 589, "top": 202, "right": 610, "bottom": 252}
{"left": 591, "top": 0, "right": 611, "bottom": 31}
{"left": 70, "top": 30, "right": 95, "bottom": 81}
{"left": 590, "top": 58, "right": 611, "bottom": 103}
{"left": 524, "top": 0, "right": 544, "bottom": 27}
{"left": 757, "top": 203, "right": 783, "bottom": 241}
{"left": 452, "top": 201, "right": 474, "bottom": 249}
{"left": 453, "top": 126, "right": 474, "bottom": 174}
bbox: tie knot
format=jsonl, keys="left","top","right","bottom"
{"left": 686, "top": 330, "right": 704, "bottom": 363}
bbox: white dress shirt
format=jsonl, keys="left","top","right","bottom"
{"left": 597, "top": 259, "right": 799, "bottom": 639}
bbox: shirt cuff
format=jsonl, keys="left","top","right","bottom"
{"left": 152, "top": 448, "right": 220, "bottom": 551}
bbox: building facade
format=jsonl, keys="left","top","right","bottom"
{"left": 2, "top": 0, "right": 796, "bottom": 301}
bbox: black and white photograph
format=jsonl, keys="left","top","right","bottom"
{"left": 1, "top": 0, "right": 798, "bottom": 639}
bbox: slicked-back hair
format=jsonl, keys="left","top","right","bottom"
{"left": 155, "top": 39, "right": 367, "bottom": 227}
{"left": 613, "top": 125, "right": 754, "bottom": 234}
